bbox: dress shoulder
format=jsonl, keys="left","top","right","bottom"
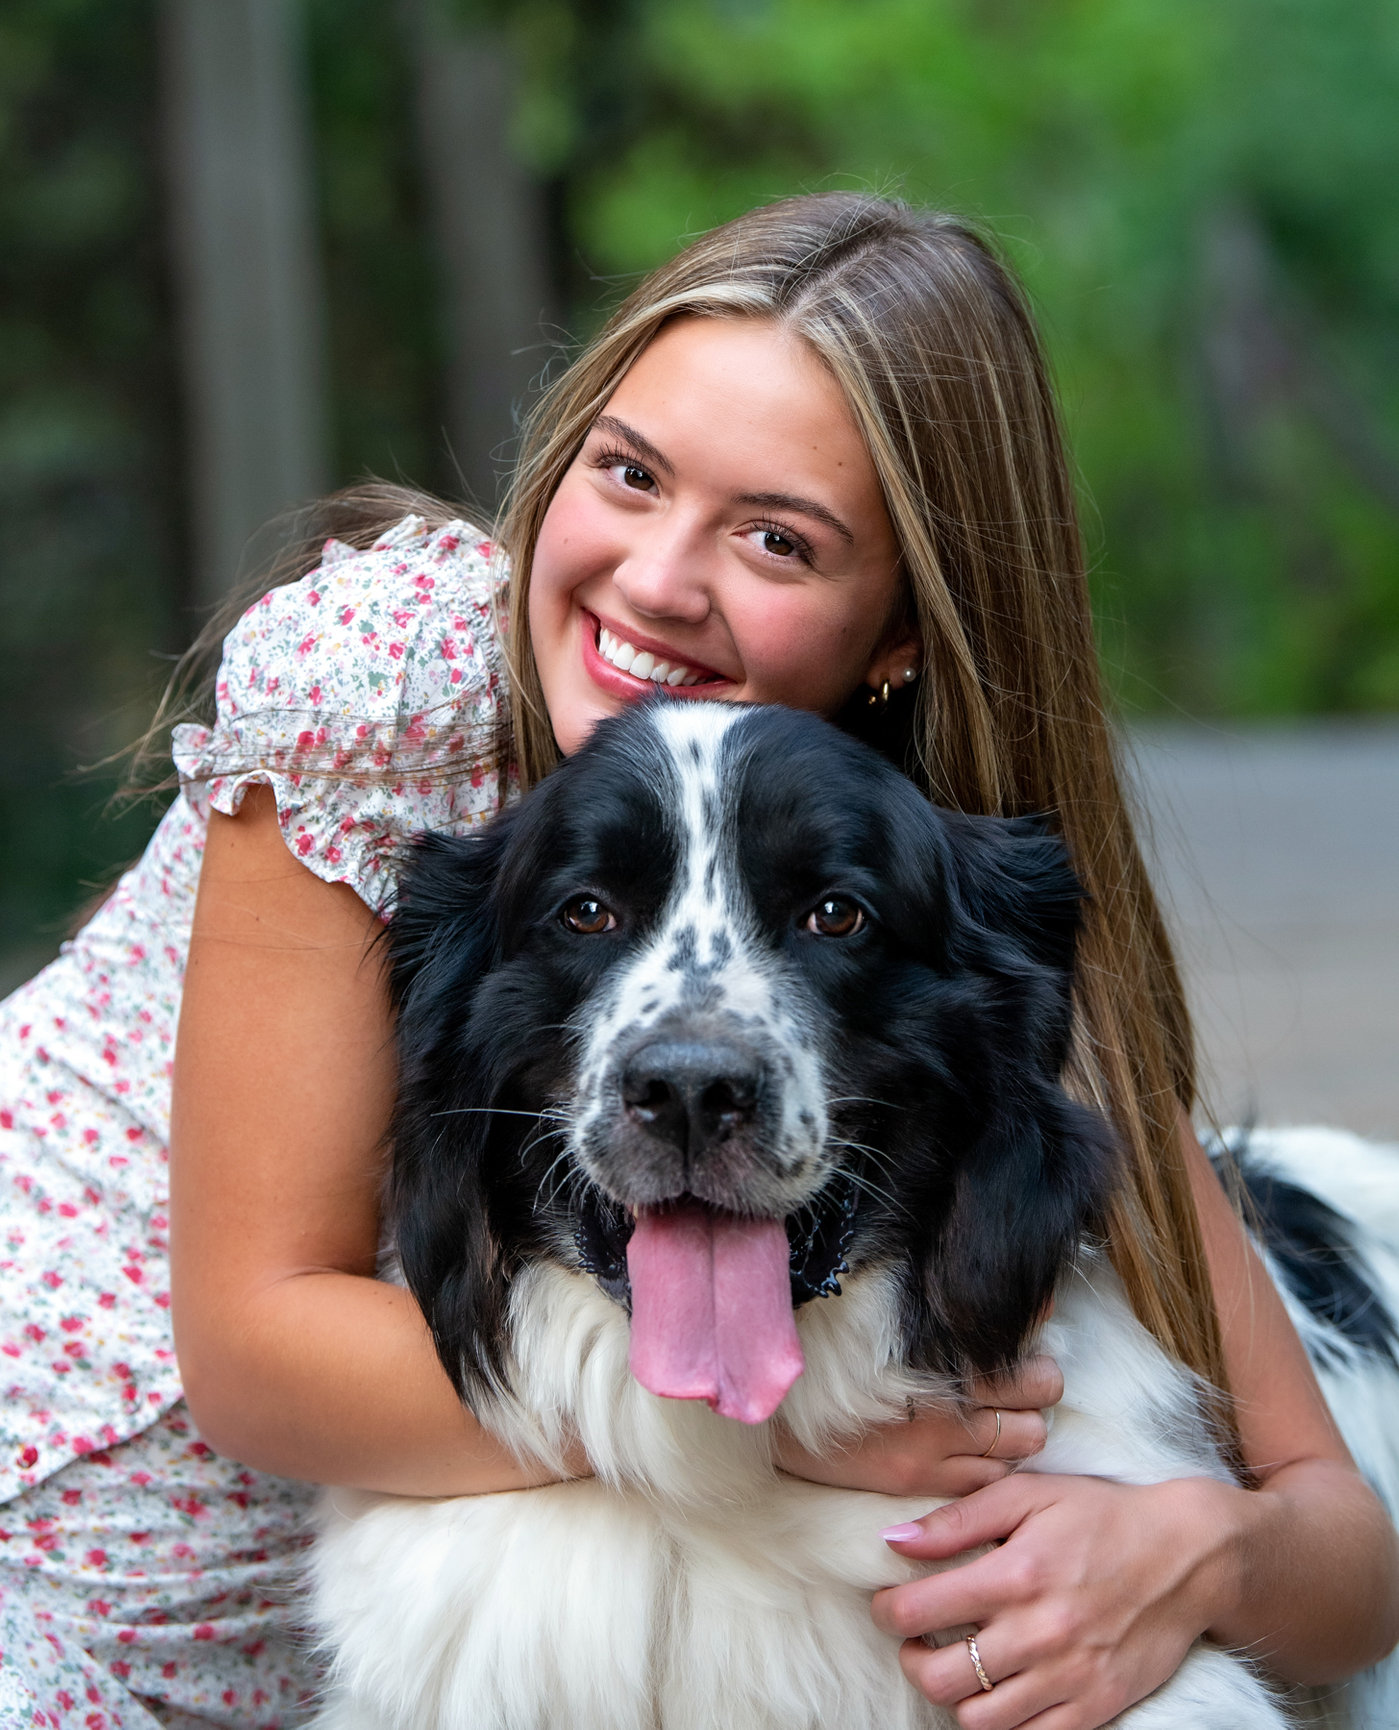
{"left": 172, "top": 515, "right": 514, "bottom": 913}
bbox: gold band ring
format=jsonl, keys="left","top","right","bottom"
{"left": 966, "top": 1634, "right": 994, "bottom": 1692}
{"left": 979, "top": 1408, "right": 1002, "bottom": 1459}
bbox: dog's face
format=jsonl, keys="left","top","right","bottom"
{"left": 387, "top": 701, "right": 1114, "bottom": 1420}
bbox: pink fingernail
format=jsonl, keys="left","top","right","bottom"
{"left": 880, "top": 1523, "right": 923, "bottom": 1543}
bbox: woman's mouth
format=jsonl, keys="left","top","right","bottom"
{"left": 581, "top": 613, "right": 729, "bottom": 700}
{"left": 596, "top": 624, "right": 711, "bottom": 688}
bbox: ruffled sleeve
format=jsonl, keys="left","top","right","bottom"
{"left": 172, "top": 515, "right": 515, "bottom": 914}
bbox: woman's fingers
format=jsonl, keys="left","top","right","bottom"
{"left": 899, "top": 1635, "right": 1076, "bottom": 1730}
{"left": 953, "top": 1352, "right": 1063, "bottom": 1469}
{"left": 898, "top": 1632, "right": 993, "bottom": 1709}
{"left": 872, "top": 1540, "right": 1026, "bottom": 1641}
{"left": 964, "top": 1402, "right": 1047, "bottom": 1463}
{"left": 772, "top": 1354, "right": 1064, "bottom": 1498}
{"left": 899, "top": 1628, "right": 1033, "bottom": 1715}
{"left": 970, "top": 1354, "right": 1064, "bottom": 1413}
{"left": 882, "top": 1472, "right": 1045, "bottom": 1563}
{"left": 776, "top": 1404, "right": 1038, "bottom": 1496}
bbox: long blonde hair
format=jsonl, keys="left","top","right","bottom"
{"left": 498, "top": 192, "right": 1224, "bottom": 1403}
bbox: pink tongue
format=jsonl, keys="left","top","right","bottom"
{"left": 626, "top": 1203, "right": 804, "bottom": 1424}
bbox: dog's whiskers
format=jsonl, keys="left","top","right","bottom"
{"left": 825, "top": 1142, "right": 917, "bottom": 1223}
{"left": 428, "top": 1106, "right": 546, "bottom": 1119}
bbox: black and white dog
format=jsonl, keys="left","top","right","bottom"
{"left": 310, "top": 701, "right": 1399, "bottom": 1730}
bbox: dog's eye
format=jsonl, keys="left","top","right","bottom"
{"left": 560, "top": 896, "right": 618, "bottom": 935}
{"left": 804, "top": 897, "right": 865, "bottom": 938}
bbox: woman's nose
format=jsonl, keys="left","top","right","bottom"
{"left": 612, "top": 520, "right": 712, "bottom": 625}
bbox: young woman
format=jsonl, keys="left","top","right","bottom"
{"left": 1, "top": 193, "right": 1394, "bottom": 1730}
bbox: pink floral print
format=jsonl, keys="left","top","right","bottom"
{"left": 1, "top": 518, "right": 514, "bottom": 1725}
{"left": 172, "top": 515, "right": 514, "bottom": 913}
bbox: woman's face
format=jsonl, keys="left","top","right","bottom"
{"left": 529, "top": 316, "right": 919, "bottom": 757}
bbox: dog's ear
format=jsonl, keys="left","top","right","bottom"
{"left": 939, "top": 810, "right": 1085, "bottom": 988}
{"left": 384, "top": 823, "right": 511, "bottom": 1018}
{"left": 916, "top": 810, "right": 1117, "bottom": 1375}
{"left": 386, "top": 819, "right": 525, "bottom": 1407}
{"left": 930, "top": 1081, "right": 1117, "bottom": 1376}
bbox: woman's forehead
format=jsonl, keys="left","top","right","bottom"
{"left": 597, "top": 316, "right": 888, "bottom": 531}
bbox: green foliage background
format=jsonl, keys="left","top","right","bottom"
{"left": 3, "top": 0, "right": 1398, "bottom": 973}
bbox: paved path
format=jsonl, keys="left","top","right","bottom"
{"left": 1127, "top": 722, "right": 1399, "bottom": 1139}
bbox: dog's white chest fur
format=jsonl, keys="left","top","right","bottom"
{"left": 309, "top": 1263, "right": 1290, "bottom": 1730}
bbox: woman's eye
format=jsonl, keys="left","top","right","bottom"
{"left": 746, "top": 525, "right": 804, "bottom": 560}
{"left": 804, "top": 897, "right": 865, "bottom": 938}
{"left": 561, "top": 896, "right": 618, "bottom": 935}
{"left": 611, "top": 461, "right": 655, "bottom": 492}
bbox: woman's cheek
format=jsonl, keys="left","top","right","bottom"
{"left": 741, "top": 603, "right": 872, "bottom": 714}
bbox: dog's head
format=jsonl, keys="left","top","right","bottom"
{"left": 387, "top": 700, "right": 1115, "bottom": 1422}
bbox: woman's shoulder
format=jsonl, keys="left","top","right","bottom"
{"left": 172, "top": 515, "right": 515, "bottom": 914}
{"left": 218, "top": 514, "right": 506, "bottom": 722}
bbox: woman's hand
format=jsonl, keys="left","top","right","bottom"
{"left": 850, "top": 1124, "right": 1399, "bottom": 1728}
{"left": 774, "top": 1357, "right": 1064, "bottom": 1498}
{"left": 871, "top": 1471, "right": 1241, "bottom": 1730}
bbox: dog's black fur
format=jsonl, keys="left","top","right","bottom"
{"left": 384, "top": 701, "right": 1116, "bottom": 1410}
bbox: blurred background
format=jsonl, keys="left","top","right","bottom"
{"left": 2, "top": 0, "right": 1396, "bottom": 1126}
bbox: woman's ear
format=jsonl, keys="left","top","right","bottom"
{"left": 863, "top": 624, "right": 924, "bottom": 699}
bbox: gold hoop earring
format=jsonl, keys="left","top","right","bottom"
{"left": 866, "top": 679, "right": 891, "bottom": 710}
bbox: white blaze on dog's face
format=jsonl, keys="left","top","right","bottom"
{"left": 568, "top": 702, "right": 832, "bottom": 1222}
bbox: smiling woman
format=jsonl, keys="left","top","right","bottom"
{"left": 527, "top": 317, "right": 916, "bottom": 753}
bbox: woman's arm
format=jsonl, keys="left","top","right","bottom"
{"left": 1178, "top": 1117, "right": 1399, "bottom": 1674}
{"left": 170, "top": 784, "right": 581, "bottom": 1494}
{"left": 866, "top": 1118, "right": 1399, "bottom": 1727}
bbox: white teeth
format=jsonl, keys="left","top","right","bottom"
{"left": 597, "top": 624, "right": 708, "bottom": 686}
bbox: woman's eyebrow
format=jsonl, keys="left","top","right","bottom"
{"left": 736, "top": 490, "right": 855, "bottom": 545}
{"left": 591, "top": 414, "right": 673, "bottom": 477}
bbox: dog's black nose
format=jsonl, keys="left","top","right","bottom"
{"left": 621, "top": 1039, "right": 761, "bottom": 1153}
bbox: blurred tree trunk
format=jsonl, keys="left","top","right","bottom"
{"left": 406, "top": 0, "right": 557, "bottom": 521}
{"left": 162, "top": 0, "right": 330, "bottom": 608}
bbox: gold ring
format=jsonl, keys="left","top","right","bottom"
{"left": 979, "top": 1408, "right": 1002, "bottom": 1459}
{"left": 966, "top": 1633, "right": 994, "bottom": 1692}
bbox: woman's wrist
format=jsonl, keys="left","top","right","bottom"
{"left": 1201, "top": 1460, "right": 1399, "bottom": 1681}
{"left": 1152, "top": 1475, "right": 1252, "bottom": 1646}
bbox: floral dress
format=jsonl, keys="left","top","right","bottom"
{"left": 0, "top": 518, "right": 515, "bottom": 1729}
